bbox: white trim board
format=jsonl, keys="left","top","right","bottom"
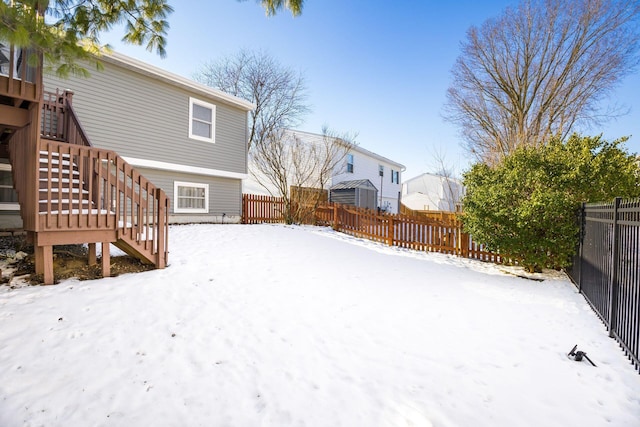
{"left": 121, "top": 157, "right": 248, "bottom": 180}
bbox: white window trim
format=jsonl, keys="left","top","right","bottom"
{"left": 188, "top": 97, "right": 216, "bottom": 143}
{"left": 174, "top": 181, "right": 209, "bottom": 214}
{"left": 346, "top": 154, "right": 354, "bottom": 173}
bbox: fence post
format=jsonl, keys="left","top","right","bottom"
{"left": 333, "top": 204, "right": 339, "bottom": 231}
{"left": 607, "top": 197, "right": 621, "bottom": 338}
{"left": 577, "top": 202, "right": 586, "bottom": 293}
{"left": 241, "top": 194, "right": 246, "bottom": 224}
{"left": 387, "top": 216, "right": 394, "bottom": 246}
{"left": 461, "top": 233, "right": 470, "bottom": 258}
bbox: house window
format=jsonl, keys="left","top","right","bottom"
{"left": 0, "top": 163, "right": 19, "bottom": 210}
{"left": 391, "top": 170, "right": 399, "bottom": 184}
{"left": 346, "top": 154, "right": 354, "bottom": 173}
{"left": 189, "top": 97, "right": 216, "bottom": 143}
{"left": 379, "top": 164, "right": 384, "bottom": 177}
{"left": 174, "top": 181, "right": 209, "bottom": 213}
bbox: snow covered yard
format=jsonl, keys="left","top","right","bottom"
{"left": 1, "top": 224, "right": 639, "bottom": 427}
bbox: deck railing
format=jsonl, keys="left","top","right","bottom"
{"left": 0, "top": 43, "right": 41, "bottom": 102}
{"left": 41, "top": 89, "right": 90, "bottom": 144}
{"left": 39, "top": 138, "right": 169, "bottom": 267}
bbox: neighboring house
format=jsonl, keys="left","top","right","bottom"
{"left": 40, "top": 51, "right": 254, "bottom": 225}
{"left": 246, "top": 129, "right": 405, "bottom": 213}
{"left": 331, "top": 136, "right": 405, "bottom": 213}
{"left": 401, "top": 173, "right": 465, "bottom": 212}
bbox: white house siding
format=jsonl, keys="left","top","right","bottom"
{"left": 401, "top": 173, "right": 464, "bottom": 212}
{"left": 332, "top": 146, "right": 404, "bottom": 214}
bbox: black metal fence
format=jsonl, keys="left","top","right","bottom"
{"left": 567, "top": 198, "right": 640, "bottom": 372}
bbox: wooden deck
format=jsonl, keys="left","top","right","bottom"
{"left": 1, "top": 46, "right": 169, "bottom": 284}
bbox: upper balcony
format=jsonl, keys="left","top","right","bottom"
{"left": 0, "top": 43, "right": 42, "bottom": 105}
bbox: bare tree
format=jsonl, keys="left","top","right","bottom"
{"left": 445, "top": 0, "right": 640, "bottom": 164}
{"left": 251, "top": 126, "right": 356, "bottom": 223}
{"left": 427, "top": 148, "right": 464, "bottom": 212}
{"left": 194, "top": 49, "right": 310, "bottom": 151}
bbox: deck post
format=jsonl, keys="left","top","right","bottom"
{"left": 88, "top": 243, "right": 97, "bottom": 265}
{"left": 155, "top": 189, "right": 167, "bottom": 268}
{"left": 35, "top": 245, "right": 43, "bottom": 275}
{"left": 35, "top": 245, "right": 54, "bottom": 285}
{"left": 101, "top": 242, "right": 111, "bottom": 278}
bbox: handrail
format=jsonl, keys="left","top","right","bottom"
{"left": 39, "top": 138, "right": 169, "bottom": 267}
{"left": 41, "top": 89, "right": 92, "bottom": 147}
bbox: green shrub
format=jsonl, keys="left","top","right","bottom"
{"left": 462, "top": 134, "right": 640, "bottom": 272}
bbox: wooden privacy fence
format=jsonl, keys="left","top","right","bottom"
{"left": 242, "top": 194, "right": 286, "bottom": 224}
{"left": 400, "top": 203, "right": 462, "bottom": 222}
{"left": 567, "top": 198, "right": 640, "bottom": 372}
{"left": 316, "top": 203, "right": 500, "bottom": 262}
{"left": 242, "top": 194, "right": 500, "bottom": 263}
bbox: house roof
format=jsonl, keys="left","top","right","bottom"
{"left": 403, "top": 172, "right": 463, "bottom": 186}
{"left": 284, "top": 129, "right": 406, "bottom": 170}
{"left": 102, "top": 51, "right": 255, "bottom": 112}
{"left": 331, "top": 179, "right": 378, "bottom": 190}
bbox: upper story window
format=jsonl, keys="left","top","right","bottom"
{"left": 189, "top": 97, "right": 216, "bottom": 143}
{"left": 346, "top": 154, "right": 354, "bottom": 173}
{"left": 391, "top": 169, "right": 399, "bottom": 184}
{"left": 378, "top": 164, "right": 384, "bottom": 177}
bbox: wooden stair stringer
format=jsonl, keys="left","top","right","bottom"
{"left": 113, "top": 234, "right": 156, "bottom": 266}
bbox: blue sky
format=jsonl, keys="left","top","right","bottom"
{"left": 103, "top": 0, "right": 640, "bottom": 179}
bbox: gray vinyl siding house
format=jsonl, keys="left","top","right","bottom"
{"left": 43, "top": 52, "right": 253, "bottom": 224}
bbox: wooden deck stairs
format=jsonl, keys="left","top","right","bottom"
{"left": 36, "top": 146, "right": 167, "bottom": 269}
{"left": 1, "top": 51, "right": 169, "bottom": 284}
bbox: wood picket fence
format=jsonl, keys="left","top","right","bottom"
{"left": 241, "top": 194, "right": 286, "bottom": 224}
{"left": 242, "top": 194, "right": 501, "bottom": 263}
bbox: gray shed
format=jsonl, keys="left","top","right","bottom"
{"left": 330, "top": 179, "right": 378, "bottom": 210}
